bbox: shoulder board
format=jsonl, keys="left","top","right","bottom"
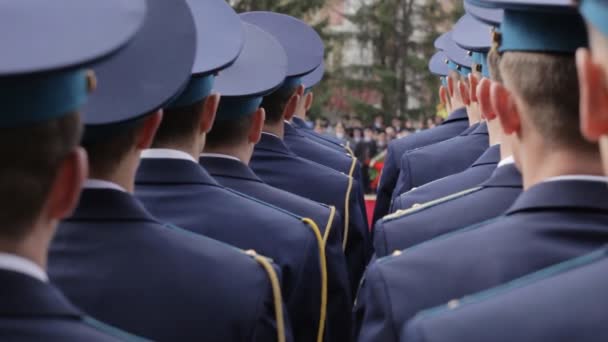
{"left": 415, "top": 247, "right": 608, "bottom": 321}
{"left": 222, "top": 187, "right": 304, "bottom": 220}
{"left": 83, "top": 316, "right": 150, "bottom": 341}
{"left": 383, "top": 187, "right": 483, "bottom": 222}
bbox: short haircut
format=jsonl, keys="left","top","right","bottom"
{"left": 206, "top": 115, "right": 254, "bottom": 149}
{"left": 83, "top": 118, "right": 146, "bottom": 177}
{"left": 500, "top": 52, "right": 597, "bottom": 152}
{"left": 0, "top": 113, "right": 81, "bottom": 239}
{"left": 260, "top": 85, "right": 298, "bottom": 124}
{"left": 487, "top": 49, "right": 503, "bottom": 83}
{"left": 153, "top": 100, "right": 205, "bottom": 148}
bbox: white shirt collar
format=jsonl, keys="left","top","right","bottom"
{"left": 497, "top": 156, "right": 515, "bottom": 168}
{"left": 0, "top": 253, "right": 47, "bottom": 282}
{"left": 200, "top": 153, "right": 241, "bottom": 162}
{"left": 141, "top": 148, "right": 197, "bottom": 163}
{"left": 84, "top": 179, "right": 127, "bottom": 192}
{"left": 262, "top": 132, "right": 281, "bottom": 139}
{"left": 543, "top": 175, "right": 608, "bottom": 184}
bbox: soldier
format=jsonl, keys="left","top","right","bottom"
{"left": 199, "top": 22, "right": 352, "bottom": 342}
{"left": 400, "top": 1, "right": 608, "bottom": 341}
{"left": 243, "top": 11, "right": 373, "bottom": 291}
{"left": 372, "top": 36, "right": 471, "bottom": 224}
{"left": 48, "top": 1, "right": 288, "bottom": 341}
{"left": 132, "top": 4, "right": 324, "bottom": 342}
{"left": 0, "top": 1, "right": 145, "bottom": 340}
{"left": 354, "top": 2, "right": 608, "bottom": 341}
{"left": 391, "top": 33, "right": 489, "bottom": 202}
{"left": 390, "top": 12, "right": 511, "bottom": 212}
{"left": 373, "top": 7, "right": 522, "bottom": 257}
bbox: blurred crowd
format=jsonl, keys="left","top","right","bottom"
{"left": 307, "top": 115, "right": 445, "bottom": 194}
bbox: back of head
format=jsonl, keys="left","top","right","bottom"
{"left": 153, "top": 101, "right": 205, "bottom": 148}
{"left": 206, "top": 115, "right": 254, "bottom": 149}
{"left": 261, "top": 85, "right": 299, "bottom": 125}
{"left": 0, "top": 113, "right": 81, "bottom": 239}
{"left": 500, "top": 51, "right": 595, "bottom": 152}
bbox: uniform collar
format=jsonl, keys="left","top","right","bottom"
{"left": 481, "top": 163, "right": 523, "bottom": 188}
{"left": 69, "top": 188, "right": 159, "bottom": 223}
{"left": 256, "top": 132, "right": 296, "bottom": 156}
{"left": 292, "top": 117, "right": 310, "bottom": 130}
{"left": 200, "top": 153, "right": 241, "bottom": 163}
{"left": 283, "top": 121, "right": 305, "bottom": 138}
{"left": 443, "top": 107, "right": 469, "bottom": 124}
{"left": 0, "top": 253, "right": 47, "bottom": 283}
{"left": 459, "top": 122, "right": 481, "bottom": 136}
{"left": 0, "top": 269, "right": 81, "bottom": 318}
{"left": 471, "top": 144, "right": 501, "bottom": 167}
{"left": 136, "top": 157, "right": 221, "bottom": 187}
{"left": 141, "top": 148, "right": 198, "bottom": 163}
{"left": 200, "top": 155, "right": 264, "bottom": 183}
{"left": 497, "top": 156, "right": 515, "bottom": 168}
{"left": 83, "top": 179, "right": 127, "bottom": 193}
{"left": 543, "top": 175, "right": 608, "bottom": 184}
{"left": 506, "top": 178, "right": 608, "bottom": 215}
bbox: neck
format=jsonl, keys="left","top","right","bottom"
{"left": 487, "top": 118, "right": 502, "bottom": 146}
{"left": 467, "top": 103, "right": 481, "bottom": 125}
{"left": 0, "top": 222, "right": 52, "bottom": 270}
{"left": 203, "top": 144, "right": 253, "bottom": 165}
{"left": 263, "top": 121, "right": 285, "bottom": 139}
{"left": 89, "top": 151, "right": 140, "bottom": 193}
{"left": 519, "top": 141, "right": 603, "bottom": 189}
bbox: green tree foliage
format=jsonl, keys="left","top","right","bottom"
{"left": 334, "top": 0, "right": 462, "bottom": 122}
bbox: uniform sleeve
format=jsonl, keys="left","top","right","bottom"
{"left": 346, "top": 188, "right": 373, "bottom": 289}
{"left": 251, "top": 262, "right": 295, "bottom": 342}
{"left": 393, "top": 154, "right": 413, "bottom": 201}
{"left": 372, "top": 220, "right": 389, "bottom": 258}
{"left": 390, "top": 195, "right": 406, "bottom": 213}
{"left": 374, "top": 144, "right": 398, "bottom": 223}
{"left": 324, "top": 211, "right": 354, "bottom": 342}
{"left": 353, "top": 265, "right": 399, "bottom": 342}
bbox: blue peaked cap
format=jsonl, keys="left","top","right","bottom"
{"left": 464, "top": 1, "right": 504, "bottom": 26}
{"left": 302, "top": 62, "right": 325, "bottom": 91}
{"left": 429, "top": 51, "right": 449, "bottom": 76}
{"left": 213, "top": 22, "right": 288, "bottom": 121}
{"left": 81, "top": 0, "right": 196, "bottom": 141}
{"left": 580, "top": 0, "right": 608, "bottom": 38}
{"left": 241, "top": 11, "right": 324, "bottom": 93}
{"left": 0, "top": 0, "right": 146, "bottom": 128}
{"left": 468, "top": 0, "right": 588, "bottom": 53}
{"left": 168, "top": 0, "right": 245, "bottom": 108}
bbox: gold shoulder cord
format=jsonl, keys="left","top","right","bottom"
{"left": 323, "top": 206, "right": 337, "bottom": 245}
{"left": 383, "top": 187, "right": 482, "bottom": 221}
{"left": 246, "top": 250, "right": 286, "bottom": 342}
{"left": 344, "top": 145, "right": 354, "bottom": 157}
{"left": 342, "top": 155, "right": 358, "bottom": 251}
{"left": 301, "top": 218, "right": 328, "bottom": 342}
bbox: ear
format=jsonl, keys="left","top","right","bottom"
{"left": 135, "top": 110, "right": 163, "bottom": 150}
{"left": 458, "top": 80, "right": 471, "bottom": 106}
{"left": 468, "top": 73, "right": 479, "bottom": 103}
{"left": 477, "top": 78, "right": 496, "bottom": 120}
{"left": 249, "top": 108, "right": 266, "bottom": 144}
{"left": 577, "top": 48, "right": 608, "bottom": 142}
{"left": 490, "top": 81, "right": 520, "bottom": 135}
{"left": 304, "top": 92, "right": 314, "bottom": 112}
{"left": 439, "top": 85, "right": 451, "bottom": 113}
{"left": 46, "top": 146, "right": 88, "bottom": 220}
{"left": 199, "top": 93, "right": 220, "bottom": 134}
{"left": 282, "top": 86, "right": 303, "bottom": 121}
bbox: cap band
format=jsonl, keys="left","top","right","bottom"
{"left": 168, "top": 74, "right": 215, "bottom": 109}
{"left": 472, "top": 52, "right": 490, "bottom": 78}
{"left": 441, "top": 76, "right": 448, "bottom": 87}
{"left": 580, "top": 0, "right": 608, "bottom": 38}
{"left": 0, "top": 69, "right": 88, "bottom": 127}
{"left": 499, "top": 9, "right": 588, "bottom": 53}
{"left": 216, "top": 96, "right": 263, "bottom": 121}
{"left": 447, "top": 60, "right": 472, "bottom": 77}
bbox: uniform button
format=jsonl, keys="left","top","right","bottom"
{"left": 447, "top": 299, "right": 460, "bottom": 309}
{"left": 392, "top": 250, "right": 403, "bottom": 257}
{"left": 411, "top": 203, "right": 421, "bottom": 209}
